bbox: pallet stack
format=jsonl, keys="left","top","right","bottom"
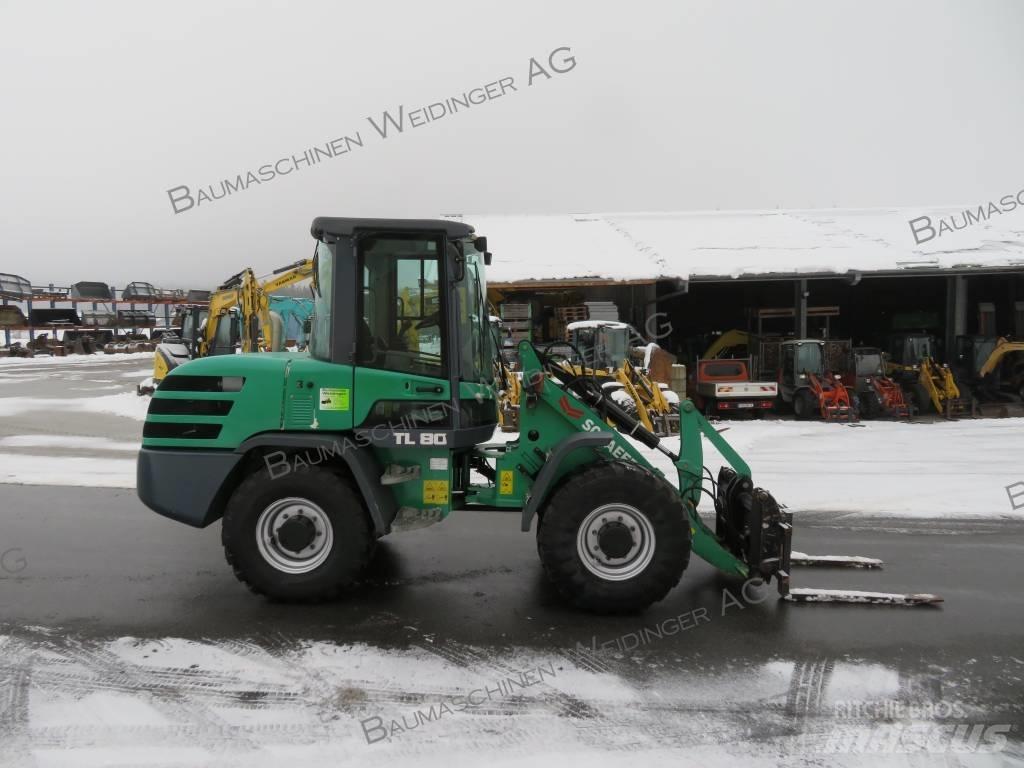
{"left": 553, "top": 305, "right": 588, "bottom": 340}
{"left": 499, "top": 303, "right": 532, "bottom": 361}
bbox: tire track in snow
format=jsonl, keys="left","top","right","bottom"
{"left": 0, "top": 637, "right": 34, "bottom": 765}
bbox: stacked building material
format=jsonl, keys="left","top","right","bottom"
{"left": 584, "top": 301, "right": 619, "bottom": 321}
{"left": 500, "top": 303, "right": 533, "bottom": 358}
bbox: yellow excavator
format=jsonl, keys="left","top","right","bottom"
{"left": 956, "top": 335, "right": 1024, "bottom": 405}
{"left": 139, "top": 258, "right": 313, "bottom": 395}
{"left": 703, "top": 329, "right": 750, "bottom": 360}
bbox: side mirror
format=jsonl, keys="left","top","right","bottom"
{"left": 484, "top": 251, "right": 493, "bottom": 266}
{"left": 473, "top": 236, "right": 488, "bottom": 253}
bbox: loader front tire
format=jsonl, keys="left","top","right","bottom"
{"left": 913, "top": 383, "right": 933, "bottom": 414}
{"left": 536, "top": 462, "right": 690, "bottom": 614}
{"left": 793, "top": 389, "right": 817, "bottom": 420}
{"left": 222, "top": 464, "right": 374, "bottom": 602}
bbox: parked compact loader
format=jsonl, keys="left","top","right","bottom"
{"left": 775, "top": 339, "right": 856, "bottom": 422}
{"left": 886, "top": 333, "right": 973, "bottom": 418}
{"left": 566, "top": 320, "right": 679, "bottom": 435}
{"left": 137, "top": 218, "right": 939, "bottom": 610}
{"left": 851, "top": 347, "right": 910, "bottom": 419}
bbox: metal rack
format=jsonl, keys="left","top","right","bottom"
{"left": 0, "top": 273, "right": 207, "bottom": 347}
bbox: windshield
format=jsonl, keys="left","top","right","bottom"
{"left": 856, "top": 352, "right": 883, "bottom": 376}
{"left": 456, "top": 241, "right": 494, "bottom": 383}
{"left": 309, "top": 241, "right": 334, "bottom": 361}
{"left": 795, "top": 342, "right": 824, "bottom": 374}
{"left": 574, "top": 326, "right": 628, "bottom": 370}
{"left": 906, "top": 335, "right": 933, "bottom": 361}
{"left": 972, "top": 339, "right": 997, "bottom": 371}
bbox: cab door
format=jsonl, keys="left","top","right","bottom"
{"left": 351, "top": 233, "right": 451, "bottom": 431}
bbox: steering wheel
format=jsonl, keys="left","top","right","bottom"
{"left": 415, "top": 311, "right": 441, "bottom": 330}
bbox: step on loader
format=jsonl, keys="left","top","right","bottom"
{"left": 136, "top": 218, "right": 939, "bottom": 611}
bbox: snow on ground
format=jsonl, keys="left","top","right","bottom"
{"left": 0, "top": 453, "right": 137, "bottom": 488}
{"left": 0, "top": 354, "right": 1021, "bottom": 518}
{"left": 0, "top": 395, "right": 1021, "bottom": 518}
{"left": 644, "top": 418, "right": 1024, "bottom": 519}
{"left": 0, "top": 436, "right": 139, "bottom": 487}
{"left": 0, "top": 352, "right": 153, "bottom": 367}
{"left": 1, "top": 628, "right": 1015, "bottom": 768}
{"left": 0, "top": 392, "right": 149, "bottom": 421}
{"left": 0, "top": 435, "right": 139, "bottom": 451}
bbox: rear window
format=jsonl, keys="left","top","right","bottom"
{"left": 703, "top": 361, "right": 746, "bottom": 378}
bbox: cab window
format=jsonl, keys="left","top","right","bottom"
{"left": 357, "top": 235, "right": 445, "bottom": 378}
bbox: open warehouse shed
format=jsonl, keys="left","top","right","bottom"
{"left": 469, "top": 206, "right": 1024, "bottom": 363}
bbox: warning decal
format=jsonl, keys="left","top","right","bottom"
{"left": 319, "top": 388, "right": 350, "bottom": 411}
{"left": 423, "top": 479, "right": 449, "bottom": 505}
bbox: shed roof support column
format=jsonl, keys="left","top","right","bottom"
{"left": 945, "top": 276, "right": 967, "bottom": 356}
{"left": 794, "top": 279, "right": 808, "bottom": 338}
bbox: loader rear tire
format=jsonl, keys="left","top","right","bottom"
{"left": 536, "top": 462, "right": 690, "bottom": 614}
{"left": 222, "top": 464, "right": 374, "bottom": 602}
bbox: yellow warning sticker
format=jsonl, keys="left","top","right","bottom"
{"left": 423, "top": 479, "right": 449, "bottom": 504}
{"left": 499, "top": 470, "right": 514, "bottom": 495}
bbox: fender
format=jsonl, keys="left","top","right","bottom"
{"left": 519, "top": 431, "right": 614, "bottom": 532}
{"left": 236, "top": 432, "right": 398, "bottom": 535}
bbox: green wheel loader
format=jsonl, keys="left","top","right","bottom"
{"left": 137, "top": 218, "right": 940, "bottom": 611}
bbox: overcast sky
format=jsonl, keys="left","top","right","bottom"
{"left": 1, "top": 0, "right": 1022, "bottom": 287}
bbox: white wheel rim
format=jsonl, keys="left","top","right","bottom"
{"left": 255, "top": 497, "right": 334, "bottom": 574}
{"left": 576, "top": 502, "right": 656, "bottom": 581}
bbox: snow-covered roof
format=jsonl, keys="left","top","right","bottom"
{"left": 464, "top": 207, "right": 1024, "bottom": 285}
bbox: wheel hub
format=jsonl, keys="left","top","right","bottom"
{"left": 276, "top": 515, "right": 317, "bottom": 553}
{"left": 576, "top": 503, "right": 656, "bottom": 582}
{"left": 256, "top": 498, "right": 334, "bottom": 574}
{"left": 597, "top": 521, "right": 634, "bottom": 559}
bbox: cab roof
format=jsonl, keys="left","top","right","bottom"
{"left": 311, "top": 217, "right": 474, "bottom": 240}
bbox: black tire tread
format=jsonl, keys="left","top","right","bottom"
{"left": 221, "top": 464, "right": 374, "bottom": 603}
{"left": 536, "top": 461, "right": 690, "bottom": 614}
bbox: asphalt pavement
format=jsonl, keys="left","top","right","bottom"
{"left": 2, "top": 485, "right": 1023, "bottom": 727}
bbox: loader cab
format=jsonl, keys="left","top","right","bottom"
{"left": 780, "top": 339, "right": 825, "bottom": 389}
{"left": 854, "top": 348, "right": 885, "bottom": 378}
{"left": 887, "top": 333, "right": 936, "bottom": 366}
{"left": 308, "top": 217, "right": 497, "bottom": 444}
{"left": 954, "top": 335, "right": 997, "bottom": 377}
{"left": 176, "top": 306, "right": 209, "bottom": 357}
{"left": 568, "top": 321, "right": 631, "bottom": 371}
